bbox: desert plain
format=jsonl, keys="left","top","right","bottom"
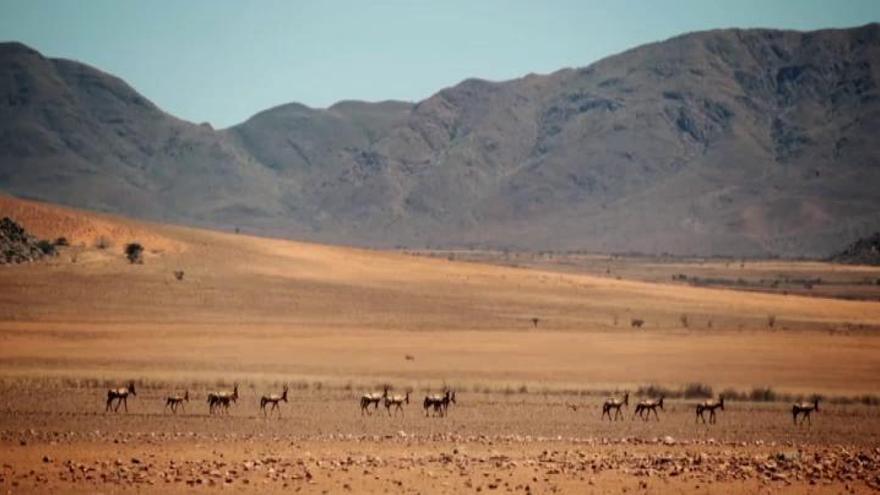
{"left": 1, "top": 195, "right": 880, "bottom": 494}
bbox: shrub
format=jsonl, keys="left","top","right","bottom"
{"left": 636, "top": 384, "right": 674, "bottom": 398}
{"left": 680, "top": 314, "right": 689, "bottom": 328}
{"left": 749, "top": 387, "right": 777, "bottom": 402}
{"left": 36, "top": 239, "right": 56, "bottom": 256}
{"left": 719, "top": 388, "right": 746, "bottom": 401}
{"left": 54, "top": 237, "right": 69, "bottom": 246}
{"left": 173, "top": 270, "right": 184, "bottom": 281}
{"left": 767, "top": 315, "right": 776, "bottom": 328}
{"left": 125, "top": 243, "right": 144, "bottom": 264}
{"left": 95, "top": 237, "right": 110, "bottom": 249}
{"left": 683, "top": 382, "right": 713, "bottom": 399}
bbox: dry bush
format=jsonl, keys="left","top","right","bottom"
{"left": 636, "top": 384, "right": 674, "bottom": 398}
{"left": 125, "top": 243, "right": 144, "bottom": 264}
{"left": 36, "top": 239, "right": 56, "bottom": 256}
{"left": 749, "top": 387, "right": 778, "bottom": 402}
{"left": 682, "top": 382, "right": 713, "bottom": 399}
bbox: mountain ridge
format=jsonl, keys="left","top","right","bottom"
{"left": 2, "top": 23, "right": 879, "bottom": 256}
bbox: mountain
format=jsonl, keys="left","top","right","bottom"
{"left": 2, "top": 24, "right": 880, "bottom": 256}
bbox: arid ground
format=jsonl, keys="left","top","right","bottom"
{"left": 2, "top": 195, "right": 880, "bottom": 493}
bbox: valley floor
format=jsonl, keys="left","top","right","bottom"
{"left": 2, "top": 385, "right": 880, "bottom": 494}
{"left": 2, "top": 195, "right": 880, "bottom": 493}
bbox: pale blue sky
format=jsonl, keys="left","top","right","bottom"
{"left": 1, "top": 1, "right": 878, "bottom": 127}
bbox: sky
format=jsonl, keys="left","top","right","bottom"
{"left": 1, "top": 1, "right": 878, "bottom": 128}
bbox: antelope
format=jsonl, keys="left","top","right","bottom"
{"left": 165, "top": 390, "right": 189, "bottom": 414}
{"left": 695, "top": 396, "right": 724, "bottom": 424}
{"left": 360, "top": 386, "right": 389, "bottom": 415}
{"left": 384, "top": 391, "right": 410, "bottom": 416}
{"left": 260, "top": 385, "right": 288, "bottom": 416}
{"left": 105, "top": 381, "right": 136, "bottom": 413}
{"left": 208, "top": 383, "right": 239, "bottom": 415}
{"left": 792, "top": 398, "right": 820, "bottom": 425}
{"left": 424, "top": 390, "right": 456, "bottom": 417}
{"left": 633, "top": 396, "right": 664, "bottom": 421}
{"left": 602, "top": 392, "right": 629, "bottom": 421}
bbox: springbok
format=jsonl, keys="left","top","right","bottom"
{"left": 696, "top": 396, "right": 724, "bottom": 424}
{"left": 105, "top": 381, "right": 136, "bottom": 413}
{"left": 424, "top": 390, "right": 456, "bottom": 417}
{"left": 260, "top": 385, "right": 289, "bottom": 416}
{"left": 360, "top": 386, "right": 389, "bottom": 416}
{"left": 165, "top": 390, "right": 189, "bottom": 414}
{"left": 384, "top": 391, "right": 410, "bottom": 416}
{"left": 207, "top": 383, "right": 239, "bottom": 415}
{"left": 792, "top": 398, "right": 820, "bottom": 425}
{"left": 633, "top": 396, "right": 664, "bottom": 421}
{"left": 602, "top": 392, "right": 629, "bottom": 421}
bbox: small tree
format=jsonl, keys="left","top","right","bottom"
{"left": 125, "top": 243, "right": 144, "bottom": 264}
{"left": 36, "top": 240, "right": 57, "bottom": 256}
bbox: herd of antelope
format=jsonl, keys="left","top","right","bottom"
{"left": 103, "top": 382, "right": 821, "bottom": 426}
{"left": 103, "top": 382, "right": 459, "bottom": 419}
{"left": 358, "top": 386, "right": 456, "bottom": 417}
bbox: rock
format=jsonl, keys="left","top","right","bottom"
{"left": 0, "top": 217, "right": 52, "bottom": 265}
{"left": 776, "top": 451, "right": 800, "bottom": 463}
{"left": 662, "top": 436, "right": 676, "bottom": 446}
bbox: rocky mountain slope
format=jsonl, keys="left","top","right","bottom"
{"left": 1, "top": 24, "right": 879, "bottom": 256}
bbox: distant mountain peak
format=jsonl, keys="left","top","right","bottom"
{"left": 2, "top": 25, "right": 879, "bottom": 257}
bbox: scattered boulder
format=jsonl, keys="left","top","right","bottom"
{"left": 0, "top": 217, "right": 51, "bottom": 264}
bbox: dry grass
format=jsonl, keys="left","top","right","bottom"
{"left": 2, "top": 195, "right": 880, "bottom": 397}
{"left": 3, "top": 196, "right": 880, "bottom": 493}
